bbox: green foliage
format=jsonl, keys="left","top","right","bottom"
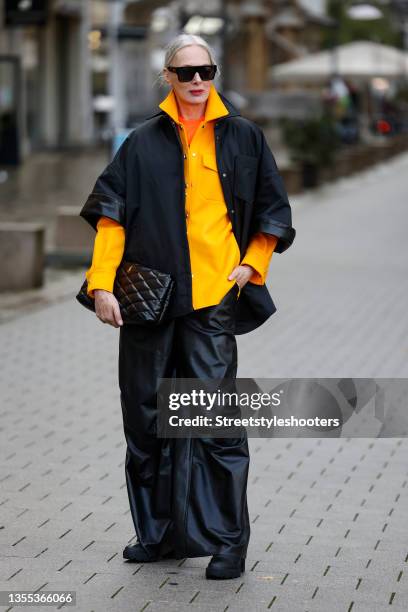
{"left": 322, "top": 0, "right": 401, "bottom": 49}
{"left": 394, "top": 85, "right": 408, "bottom": 105}
{"left": 281, "top": 114, "right": 342, "bottom": 167}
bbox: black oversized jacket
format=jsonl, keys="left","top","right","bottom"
{"left": 79, "top": 92, "right": 296, "bottom": 335}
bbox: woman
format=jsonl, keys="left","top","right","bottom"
{"left": 80, "top": 34, "right": 295, "bottom": 580}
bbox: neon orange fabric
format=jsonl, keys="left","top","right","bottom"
{"left": 178, "top": 112, "right": 205, "bottom": 142}
{"left": 85, "top": 83, "right": 278, "bottom": 303}
{"left": 85, "top": 217, "right": 125, "bottom": 298}
{"left": 176, "top": 106, "right": 278, "bottom": 292}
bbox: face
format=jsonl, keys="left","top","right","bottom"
{"left": 163, "top": 45, "right": 214, "bottom": 106}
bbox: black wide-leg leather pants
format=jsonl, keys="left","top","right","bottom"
{"left": 118, "top": 283, "right": 250, "bottom": 560}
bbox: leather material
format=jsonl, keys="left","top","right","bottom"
{"left": 206, "top": 553, "right": 246, "bottom": 579}
{"left": 76, "top": 259, "right": 175, "bottom": 325}
{"left": 118, "top": 283, "right": 250, "bottom": 560}
{"left": 123, "top": 543, "right": 179, "bottom": 562}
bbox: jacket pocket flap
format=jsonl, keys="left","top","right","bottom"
{"left": 202, "top": 153, "right": 218, "bottom": 172}
{"left": 234, "top": 154, "right": 258, "bottom": 171}
{"left": 233, "top": 155, "right": 259, "bottom": 202}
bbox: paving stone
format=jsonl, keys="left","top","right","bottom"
{"left": 1, "top": 151, "right": 408, "bottom": 611}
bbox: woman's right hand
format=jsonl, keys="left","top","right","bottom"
{"left": 94, "top": 289, "right": 123, "bottom": 328}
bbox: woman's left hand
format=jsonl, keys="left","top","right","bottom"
{"left": 228, "top": 264, "right": 255, "bottom": 290}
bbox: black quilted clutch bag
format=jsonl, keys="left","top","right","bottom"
{"left": 76, "top": 260, "right": 175, "bottom": 325}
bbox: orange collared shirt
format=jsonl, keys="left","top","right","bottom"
{"left": 86, "top": 84, "right": 278, "bottom": 303}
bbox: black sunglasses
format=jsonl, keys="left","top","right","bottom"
{"left": 166, "top": 64, "right": 217, "bottom": 83}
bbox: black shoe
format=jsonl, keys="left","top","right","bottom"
{"left": 123, "top": 543, "right": 176, "bottom": 562}
{"left": 205, "top": 554, "right": 246, "bottom": 579}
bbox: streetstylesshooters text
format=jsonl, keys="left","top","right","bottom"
{"left": 166, "top": 390, "right": 341, "bottom": 429}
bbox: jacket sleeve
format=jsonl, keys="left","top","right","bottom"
{"left": 79, "top": 137, "right": 129, "bottom": 231}
{"left": 251, "top": 131, "right": 296, "bottom": 254}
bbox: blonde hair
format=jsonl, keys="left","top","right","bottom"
{"left": 155, "top": 33, "right": 221, "bottom": 88}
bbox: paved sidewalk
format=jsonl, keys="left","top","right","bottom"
{"left": 1, "top": 152, "right": 408, "bottom": 611}
{"left": 0, "top": 147, "right": 108, "bottom": 251}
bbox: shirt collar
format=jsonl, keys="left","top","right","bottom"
{"left": 157, "top": 83, "right": 230, "bottom": 124}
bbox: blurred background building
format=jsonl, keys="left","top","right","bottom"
{"left": 1, "top": 0, "right": 408, "bottom": 166}
{"left": 0, "top": 0, "right": 93, "bottom": 162}
{"left": 0, "top": 0, "right": 408, "bottom": 297}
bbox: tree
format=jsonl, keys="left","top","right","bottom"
{"left": 322, "top": 0, "right": 401, "bottom": 49}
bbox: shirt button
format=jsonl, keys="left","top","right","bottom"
{"left": 183, "top": 154, "right": 187, "bottom": 159}
{"left": 231, "top": 209, "right": 235, "bottom": 214}
{"left": 191, "top": 273, "right": 194, "bottom": 278}
{"left": 192, "top": 152, "right": 196, "bottom": 157}
{"left": 222, "top": 173, "right": 227, "bottom": 177}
